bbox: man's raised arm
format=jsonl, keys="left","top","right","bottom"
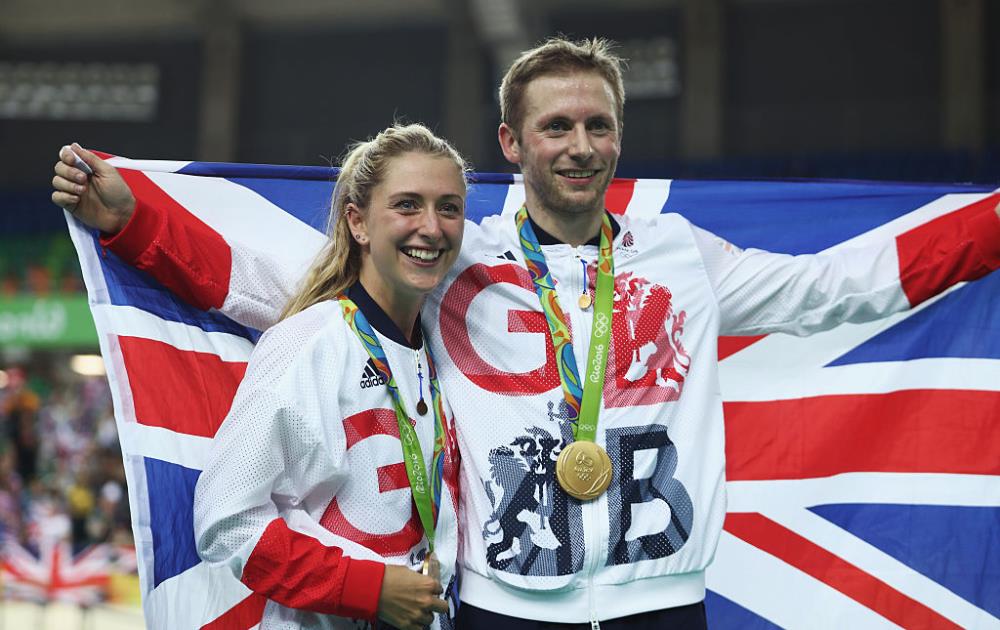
{"left": 52, "top": 144, "right": 295, "bottom": 331}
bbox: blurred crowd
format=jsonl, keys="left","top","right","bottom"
{"left": 0, "top": 233, "right": 84, "bottom": 297}
{"left": 0, "top": 365, "right": 131, "bottom": 554}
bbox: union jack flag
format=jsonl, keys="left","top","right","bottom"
{"left": 66, "top": 158, "right": 1000, "bottom": 629}
{"left": 1, "top": 539, "right": 115, "bottom": 605}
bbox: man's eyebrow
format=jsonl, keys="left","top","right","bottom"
{"left": 534, "top": 113, "right": 568, "bottom": 125}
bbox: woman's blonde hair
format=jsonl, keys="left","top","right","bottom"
{"left": 280, "top": 123, "right": 468, "bottom": 320}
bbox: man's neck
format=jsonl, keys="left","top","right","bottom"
{"left": 525, "top": 206, "right": 604, "bottom": 247}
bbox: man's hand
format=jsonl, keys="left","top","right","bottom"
{"left": 52, "top": 143, "right": 135, "bottom": 234}
{"left": 377, "top": 564, "right": 449, "bottom": 630}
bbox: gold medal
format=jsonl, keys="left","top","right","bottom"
{"left": 556, "top": 441, "right": 612, "bottom": 500}
{"left": 578, "top": 293, "right": 593, "bottom": 309}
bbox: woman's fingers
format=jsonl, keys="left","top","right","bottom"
{"left": 430, "top": 596, "right": 450, "bottom": 615}
{"left": 378, "top": 564, "right": 450, "bottom": 629}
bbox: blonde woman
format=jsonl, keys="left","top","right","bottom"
{"left": 56, "top": 125, "right": 467, "bottom": 629}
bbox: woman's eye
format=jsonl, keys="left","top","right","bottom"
{"left": 396, "top": 199, "right": 418, "bottom": 210}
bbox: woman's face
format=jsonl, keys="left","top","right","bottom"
{"left": 349, "top": 152, "right": 466, "bottom": 309}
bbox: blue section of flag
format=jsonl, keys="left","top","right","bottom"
{"left": 227, "top": 178, "right": 333, "bottom": 234}
{"left": 225, "top": 173, "right": 514, "bottom": 233}
{"left": 829, "top": 272, "right": 1000, "bottom": 365}
{"left": 177, "top": 162, "right": 336, "bottom": 181}
{"left": 93, "top": 233, "right": 261, "bottom": 342}
{"left": 705, "top": 590, "right": 782, "bottom": 629}
{"left": 466, "top": 178, "right": 512, "bottom": 224}
{"left": 663, "top": 180, "right": 994, "bottom": 255}
{"left": 144, "top": 457, "right": 202, "bottom": 588}
{"left": 810, "top": 503, "right": 1000, "bottom": 619}
{"left": 176, "top": 162, "right": 513, "bottom": 185}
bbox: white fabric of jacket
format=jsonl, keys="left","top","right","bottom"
{"left": 193, "top": 300, "right": 461, "bottom": 629}
{"left": 415, "top": 211, "right": 908, "bottom": 622}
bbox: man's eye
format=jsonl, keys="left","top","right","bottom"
{"left": 440, "top": 203, "right": 463, "bottom": 215}
{"left": 395, "top": 199, "right": 418, "bottom": 210}
{"left": 547, "top": 121, "right": 569, "bottom": 132}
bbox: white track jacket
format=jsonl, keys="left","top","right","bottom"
{"left": 191, "top": 287, "right": 461, "bottom": 629}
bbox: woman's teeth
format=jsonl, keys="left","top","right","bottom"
{"left": 403, "top": 248, "right": 441, "bottom": 261}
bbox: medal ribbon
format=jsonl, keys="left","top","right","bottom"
{"left": 515, "top": 206, "right": 615, "bottom": 443}
{"left": 339, "top": 296, "right": 447, "bottom": 552}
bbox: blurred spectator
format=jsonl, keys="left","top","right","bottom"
{"left": 0, "top": 363, "right": 132, "bottom": 553}
{"left": 0, "top": 447, "right": 25, "bottom": 540}
{"left": 3, "top": 367, "right": 41, "bottom": 482}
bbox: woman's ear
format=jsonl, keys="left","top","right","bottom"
{"left": 345, "top": 203, "right": 369, "bottom": 245}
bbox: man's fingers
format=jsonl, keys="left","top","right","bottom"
{"left": 54, "top": 161, "right": 87, "bottom": 185}
{"left": 59, "top": 145, "right": 77, "bottom": 166}
{"left": 71, "top": 142, "right": 107, "bottom": 175}
{"left": 52, "top": 191, "right": 80, "bottom": 209}
{"left": 52, "top": 174, "right": 84, "bottom": 195}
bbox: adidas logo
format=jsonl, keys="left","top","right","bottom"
{"left": 496, "top": 250, "right": 517, "bottom": 261}
{"left": 359, "top": 358, "right": 387, "bottom": 389}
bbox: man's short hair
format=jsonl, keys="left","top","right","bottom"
{"left": 499, "top": 36, "right": 626, "bottom": 138}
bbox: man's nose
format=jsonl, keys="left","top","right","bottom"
{"left": 567, "top": 125, "right": 594, "bottom": 161}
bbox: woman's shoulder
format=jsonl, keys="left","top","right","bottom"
{"left": 249, "top": 300, "right": 347, "bottom": 374}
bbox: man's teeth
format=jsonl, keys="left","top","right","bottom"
{"left": 403, "top": 248, "right": 441, "bottom": 261}
{"left": 563, "top": 170, "right": 596, "bottom": 179}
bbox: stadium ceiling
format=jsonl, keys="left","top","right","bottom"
{"left": 3, "top": 0, "right": 680, "bottom": 41}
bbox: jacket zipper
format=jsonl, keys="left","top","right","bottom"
{"left": 572, "top": 247, "right": 602, "bottom": 630}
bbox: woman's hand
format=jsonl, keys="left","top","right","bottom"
{"left": 52, "top": 143, "right": 135, "bottom": 234}
{"left": 377, "top": 564, "right": 450, "bottom": 630}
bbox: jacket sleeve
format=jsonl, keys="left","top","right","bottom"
{"left": 686, "top": 200, "right": 1000, "bottom": 337}
{"left": 192, "top": 322, "right": 385, "bottom": 620}
{"left": 99, "top": 169, "right": 312, "bottom": 332}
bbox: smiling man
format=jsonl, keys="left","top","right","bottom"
{"left": 52, "top": 37, "right": 1000, "bottom": 630}
{"left": 444, "top": 38, "right": 1000, "bottom": 629}
{"left": 498, "top": 69, "right": 621, "bottom": 246}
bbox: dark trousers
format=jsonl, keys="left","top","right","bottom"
{"left": 455, "top": 601, "right": 707, "bottom": 629}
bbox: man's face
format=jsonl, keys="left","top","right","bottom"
{"left": 499, "top": 71, "right": 621, "bottom": 220}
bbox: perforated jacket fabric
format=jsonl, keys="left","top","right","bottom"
{"left": 106, "top": 192, "right": 1000, "bottom": 624}
{"left": 419, "top": 211, "right": 917, "bottom": 623}
{"left": 192, "top": 298, "right": 460, "bottom": 629}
